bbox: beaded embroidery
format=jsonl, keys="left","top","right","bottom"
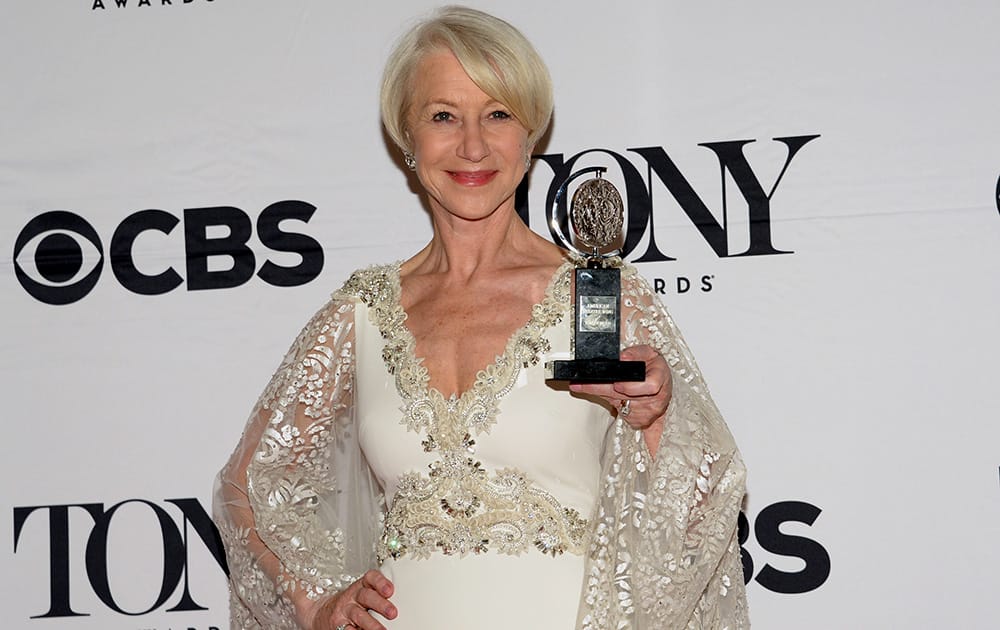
{"left": 342, "top": 262, "right": 591, "bottom": 560}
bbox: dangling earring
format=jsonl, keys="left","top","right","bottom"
{"left": 524, "top": 153, "right": 532, "bottom": 170}
{"left": 404, "top": 152, "right": 416, "bottom": 171}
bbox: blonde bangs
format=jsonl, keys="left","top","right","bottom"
{"left": 380, "top": 6, "right": 553, "bottom": 152}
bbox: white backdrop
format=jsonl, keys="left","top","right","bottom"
{"left": 3, "top": 1, "right": 999, "bottom": 628}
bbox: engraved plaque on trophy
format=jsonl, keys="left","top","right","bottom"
{"left": 545, "top": 167, "right": 646, "bottom": 383}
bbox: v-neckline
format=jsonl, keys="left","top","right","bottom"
{"left": 386, "top": 260, "right": 573, "bottom": 405}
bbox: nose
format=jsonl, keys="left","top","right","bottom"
{"left": 457, "top": 120, "right": 489, "bottom": 162}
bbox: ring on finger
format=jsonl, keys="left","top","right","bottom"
{"left": 336, "top": 624, "right": 353, "bottom": 630}
{"left": 620, "top": 399, "right": 631, "bottom": 418}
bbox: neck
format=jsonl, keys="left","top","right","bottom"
{"left": 405, "top": 202, "right": 562, "bottom": 282}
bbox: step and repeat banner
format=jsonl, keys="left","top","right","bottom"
{"left": 3, "top": 1, "right": 999, "bottom": 628}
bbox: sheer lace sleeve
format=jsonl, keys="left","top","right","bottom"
{"left": 577, "top": 263, "right": 749, "bottom": 629}
{"left": 213, "top": 295, "right": 385, "bottom": 629}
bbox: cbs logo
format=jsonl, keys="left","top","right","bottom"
{"left": 12, "top": 200, "right": 323, "bottom": 305}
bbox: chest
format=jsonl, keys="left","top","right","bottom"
{"left": 402, "top": 284, "right": 543, "bottom": 396}
{"left": 353, "top": 304, "right": 612, "bottom": 514}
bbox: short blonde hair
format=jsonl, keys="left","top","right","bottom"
{"left": 380, "top": 6, "right": 553, "bottom": 153}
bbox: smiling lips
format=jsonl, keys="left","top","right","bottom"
{"left": 447, "top": 170, "right": 499, "bottom": 186}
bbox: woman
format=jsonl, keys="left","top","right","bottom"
{"left": 214, "top": 6, "right": 748, "bottom": 629}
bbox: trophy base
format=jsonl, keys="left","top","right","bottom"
{"left": 545, "top": 359, "right": 646, "bottom": 383}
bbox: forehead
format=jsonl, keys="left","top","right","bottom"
{"left": 410, "top": 49, "right": 491, "bottom": 106}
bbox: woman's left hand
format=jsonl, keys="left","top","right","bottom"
{"left": 569, "top": 344, "right": 672, "bottom": 432}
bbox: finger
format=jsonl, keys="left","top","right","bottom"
{"left": 361, "top": 569, "right": 394, "bottom": 598}
{"left": 570, "top": 380, "right": 657, "bottom": 405}
{"left": 614, "top": 350, "right": 669, "bottom": 398}
{"left": 568, "top": 381, "right": 621, "bottom": 399}
{"left": 356, "top": 586, "right": 398, "bottom": 620}
{"left": 348, "top": 603, "right": 390, "bottom": 630}
{"left": 613, "top": 369, "right": 667, "bottom": 398}
{"left": 612, "top": 379, "right": 660, "bottom": 399}
{"left": 619, "top": 344, "right": 658, "bottom": 362}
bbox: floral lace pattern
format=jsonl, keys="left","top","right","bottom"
{"left": 576, "top": 264, "right": 749, "bottom": 629}
{"left": 214, "top": 300, "right": 385, "bottom": 629}
{"left": 344, "top": 262, "right": 592, "bottom": 561}
{"left": 214, "top": 260, "right": 749, "bottom": 629}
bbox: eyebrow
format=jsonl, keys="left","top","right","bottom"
{"left": 420, "top": 99, "right": 459, "bottom": 109}
{"left": 418, "top": 98, "right": 505, "bottom": 110}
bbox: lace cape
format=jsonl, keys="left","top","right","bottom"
{"left": 213, "top": 262, "right": 749, "bottom": 629}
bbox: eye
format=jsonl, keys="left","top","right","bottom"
{"left": 488, "top": 110, "right": 512, "bottom": 120}
{"left": 431, "top": 111, "right": 453, "bottom": 122}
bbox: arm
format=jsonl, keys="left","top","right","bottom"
{"left": 576, "top": 265, "right": 749, "bottom": 629}
{"left": 213, "top": 298, "right": 388, "bottom": 629}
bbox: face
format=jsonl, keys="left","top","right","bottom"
{"left": 407, "top": 50, "right": 530, "bottom": 223}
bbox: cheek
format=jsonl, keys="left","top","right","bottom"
{"left": 502, "top": 136, "right": 527, "bottom": 160}
{"left": 412, "top": 130, "right": 453, "bottom": 160}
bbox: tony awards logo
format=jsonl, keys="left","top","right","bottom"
{"left": 546, "top": 167, "right": 644, "bottom": 383}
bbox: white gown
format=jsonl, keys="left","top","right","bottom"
{"left": 354, "top": 262, "right": 609, "bottom": 628}
{"left": 213, "top": 260, "right": 749, "bottom": 630}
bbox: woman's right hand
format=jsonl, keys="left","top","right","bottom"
{"left": 309, "top": 569, "right": 398, "bottom": 630}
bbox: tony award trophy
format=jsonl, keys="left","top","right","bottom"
{"left": 545, "top": 167, "right": 646, "bottom": 383}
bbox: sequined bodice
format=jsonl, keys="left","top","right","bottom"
{"left": 345, "top": 263, "right": 611, "bottom": 562}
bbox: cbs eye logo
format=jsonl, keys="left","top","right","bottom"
{"left": 13, "top": 201, "right": 324, "bottom": 305}
{"left": 14, "top": 211, "right": 105, "bottom": 306}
